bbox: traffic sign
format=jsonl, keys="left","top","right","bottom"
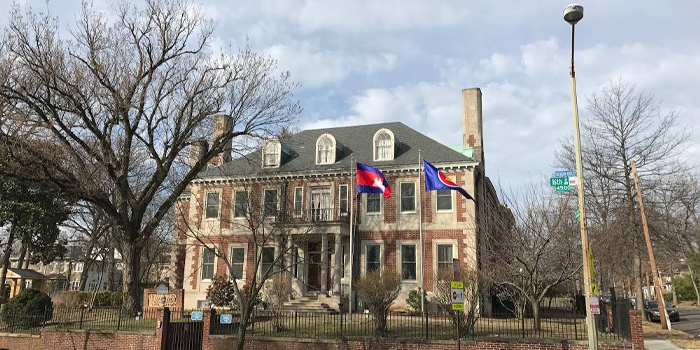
{"left": 554, "top": 170, "right": 575, "bottom": 178}
{"left": 220, "top": 314, "right": 233, "bottom": 324}
{"left": 451, "top": 281, "right": 464, "bottom": 311}
{"left": 574, "top": 208, "right": 580, "bottom": 219}
{"left": 190, "top": 311, "right": 203, "bottom": 321}
{"left": 568, "top": 177, "right": 577, "bottom": 187}
{"left": 555, "top": 185, "right": 571, "bottom": 192}
{"left": 591, "top": 283, "right": 598, "bottom": 296}
{"left": 589, "top": 295, "right": 600, "bottom": 315}
{"left": 550, "top": 177, "right": 568, "bottom": 186}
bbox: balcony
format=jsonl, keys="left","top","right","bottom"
{"left": 277, "top": 207, "right": 351, "bottom": 225}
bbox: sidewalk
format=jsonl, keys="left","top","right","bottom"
{"left": 645, "top": 339, "right": 683, "bottom": 350}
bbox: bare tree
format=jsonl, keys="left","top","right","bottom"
{"left": 485, "top": 181, "right": 581, "bottom": 330}
{"left": 557, "top": 78, "right": 692, "bottom": 309}
{"left": 0, "top": 0, "right": 300, "bottom": 311}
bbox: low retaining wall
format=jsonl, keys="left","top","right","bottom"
{"left": 41, "top": 329, "right": 156, "bottom": 350}
{"left": 0, "top": 332, "right": 41, "bottom": 350}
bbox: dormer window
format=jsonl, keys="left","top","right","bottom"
{"left": 262, "top": 140, "right": 281, "bottom": 168}
{"left": 316, "top": 133, "right": 336, "bottom": 165}
{"left": 373, "top": 129, "right": 395, "bottom": 161}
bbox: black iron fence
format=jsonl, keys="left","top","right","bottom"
{"left": 209, "top": 302, "right": 632, "bottom": 343}
{"left": 0, "top": 307, "right": 161, "bottom": 334}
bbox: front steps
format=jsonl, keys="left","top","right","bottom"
{"left": 282, "top": 295, "right": 339, "bottom": 314}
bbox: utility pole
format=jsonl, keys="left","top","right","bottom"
{"left": 563, "top": 4, "right": 598, "bottom": 350}
{"left": 631, "top": 161, "right": 671, "bottom": 330}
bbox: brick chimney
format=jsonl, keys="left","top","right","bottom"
{"left": 210, "top": 115, "right": 233, "bottom": 166}
{"left": 189, "top": 139, "right": 208, "bottom": 169}
{"left": 462, "top": 88, "right": 484, "bottom": 166}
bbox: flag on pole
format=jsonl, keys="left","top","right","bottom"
{"left": 423, "top": 160, "right": 474, "bottom": 201}
{"left": 356, "top": 163, "right": 391, "bottom": 197}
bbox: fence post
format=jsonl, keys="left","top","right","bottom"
{"left": 424, "top": 311, "right": 428, "bottom": 340}
{"left": 42, "top": 306, "right": 48, "bottom": 328}
{"left": 79, "top": 307, "right": 85, "bottom": 329}
{"left": 117, "top": 307, "right": 123, "bottom": 330}
{"left": 294, "top": 311, "right": 298, "bottom": 338}
{"left": 521, "top": 315, "right": 525, "bottom": 338}
{"left": 340, "top": 311, "right": 343, "bottom": 337}
{"left": 573, "top": 311, "right": 578, "bottom": 339}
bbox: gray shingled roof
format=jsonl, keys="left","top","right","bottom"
{"left": 199, "top": 122, "right": 474, "bottom": 178}
{"left": 7, "top": 268, "right": 48, "bottom": 280}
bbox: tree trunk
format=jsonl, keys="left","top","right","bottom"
{"left": 688, "top": 266, "right": 700, "bottom": 306}
{"left": 106, "top": 244, "right": 116, "bottom": 291}
{"left": 16, "top": 243, "right": 27, "bottom": 268}
{"left": 0, "top": 226, "right": 16, "bottom": 303}
{"left": 531, "top": 300, "right": 541, "bottom": 331}
{"left": 79, "top": 261, "right": 90, "bottom": 291}
{"left": 22, "top": 247, "right": 30, "bottom": 269}
{"left": 121, "top": 243, "right": 143, "bottom": 313}
{"left": 633, "top": 250, "right": 645, "bottom": 310}
{"left": 236, "top": 305, "right": 254, "bottom": 350}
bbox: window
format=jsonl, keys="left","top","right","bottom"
{"left": 205, "top": 192, "right": 220, "bottom": 219}
{"left": 366, "top": 244, "right": 381, "bottom": 273}
{"left": 316, "top": 134, "right": 335, "bottom": 165}
{"left": 234, "top": 191, "right": 248, "bottom": 218}
{"left": 339, "top": 185, "right": 348, "bottom": 215}
{"left": 341, "top": 245, "right": 346, "bottom": 277}
{"left": 374, "top": 130, "right": 393, "bottom": 161}
{"left": 293, "top": 187, "right": 303, "bottom": 217}
{"left": 436, "top": 189, "right": 452, "bottom": 211}
{"left": 400, "top": 182, "right": 416, "bottom": 212}
{"left": 75, "top": 262, "right": 83, "bottom": 273}
{"left": 230, "top": 247, "right": 245, "bottom": 280}
{"left": 401, "top": 244, "right": 417, "bottom": 281}
{"left": 367, "top": 193, "right": 381, "bottom": 213}
{"left": 293, "top": 248, "right": 299, "bottom": 278}
{"left": 263, "top": 189, "right": 278, "bottom": 217}
{"left": 201, "top": 247, "right": 215, "bottom": 280}
{"left": 261, "top": 247, "right": 275, "bottom": 275}
{"left": 197, "top": 300, "right": 211, "bottom": 309}
{"left": 437, "top": 244, "right": 454, "bottom": 271}
{"left": 263, "top": 140, "right": 280, "bottom": 168}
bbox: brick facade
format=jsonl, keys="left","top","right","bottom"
{"left": 0, "top": 333, "right": 41, "bottom": 350}
{"left": 40, "top": 329, "right": 156, "bottom": 350}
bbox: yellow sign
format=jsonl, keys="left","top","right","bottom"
{"left": 451, "top": 281, "right": 464, "bottom": 289}
{"left": 591, "top": 283, "right": 598, "bottom": 296}
{"left": 452, "top": 303, "right": 464, "bottom": 311}
{"left": 148, "top": 293, "right": 178, "bottom": 308}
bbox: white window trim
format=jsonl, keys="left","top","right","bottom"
{"left": 293, "top": 186, "right": 304, "bottom": 218}
{"left": 399, "top": 180, "right": 417, "bottom": 214}
{"left": 262, "top": 139, "right": 282, "bottom": 168}
{"left": 233, "top": 190, "right": 249, "bottom": 219}
{"left": 360, "top": 240, "right": 384, "bottom": 277}
{"left": 258, "top": 245, "right": 277, "bottom": 277}
{"left": 315, "top": 133, "right": 337, "bottom": 165}
{"left": 372, "top": 128, "right": 395, "bottom": 161}
{"left": 338, "top": 184, "right": 349, "bottom": 216}
{"left": 200, "top": 246, "right": 217, "bottom": 282}
{"left": 435, "top": 189, "right": 454, "bottom": 213}
{"left": 364, "top": 193, "right": 383, "bottom": 216}
{"left": 204, "top": 190, "right": 222, "bottom": 220}
{"left": 262, "top": 188, "right": 280, "bottom": 218}
{"left": 395, "top": 240, "right": 421, "bottom": 283}
{"left": 432, "top": 239, "right": 458, "bottom": 275}
{"left": 229, "top": 244, "right": 248, "bottom": 282}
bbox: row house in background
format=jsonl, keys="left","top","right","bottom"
{"left": 171, "top": 88, "right": 510, "bottom": 312}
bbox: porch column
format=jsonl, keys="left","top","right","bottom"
{"left": 274, "top": 235, "right": 282, "bottom": 273}
{"left": 321, "top": 233, "right": 328, "bottom": 294}
{"left": 333, "top": 233, "right": 342, "bottom": 295}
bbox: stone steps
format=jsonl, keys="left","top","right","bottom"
{"left": 282, "top": 296, "right": 338, "bottom": 314}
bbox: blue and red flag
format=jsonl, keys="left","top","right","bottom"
{"left": 423, "top": 160, "right": 474, "bottom": 201}
{"left": 356, "top": 163, "right": 391, "bottom": 197}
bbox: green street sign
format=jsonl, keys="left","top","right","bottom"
{"left": 550, "top": 177, "right": 568, "bottom": 186}
{"left": 574, "top": 208, "right": 580, "bottom": 219}
{"left": 555, "top": 185, "right": 571, "bottom": 192}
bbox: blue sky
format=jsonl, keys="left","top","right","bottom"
{"left": 3, "top": 0, "right": 699, "bottom": 189}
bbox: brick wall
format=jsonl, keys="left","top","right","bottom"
{"left": 0, "top": 333, "right": 41, "bottom": 350}
{"left": 40, "top": 329, "right": 156, "bottom": 350}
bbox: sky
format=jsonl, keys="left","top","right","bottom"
{"left": 2, "top": 0, "right": 699, "bottom": 190}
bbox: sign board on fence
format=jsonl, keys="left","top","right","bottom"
{"left": 191, "top": 311, "right": 203, "bottom": 321}
{"left": 589, "top": 295, "right": 600, "bottom": 315}
{"left": 451, "top": 281, "right": 464, "bottom": 311}
{"left": 220, "top": 314, "right": 233, "bottom": 324}
{"left": 148, "top": 293, "right": 178, "bottom": 308}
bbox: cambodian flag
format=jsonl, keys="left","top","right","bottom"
{"left": 423, "top": 160, "right": 474, "bottom": 201}
{"left": 356, "top": 163, "right": 391, "bottom": 197}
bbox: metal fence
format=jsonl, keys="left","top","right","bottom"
{"left": 0, "top": 307, "right": 160, "bottom": 335}
{"left": 209, "top": 302, "right": 632, "bottom": 343}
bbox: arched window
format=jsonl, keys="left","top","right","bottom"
{"left": 373, "top": 129, "right": 394, "bottom": 161}
{"left": 262, "top": 140, "right": 280, "bottom": 168}
{"left": 316, "top": 134, "right": 336, "bottom": 165}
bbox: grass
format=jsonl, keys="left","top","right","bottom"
{"left": 643, "top": 321, "right": 700, "bottom": 349}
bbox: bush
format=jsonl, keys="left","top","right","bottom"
{"left": 1, "top": 289, "right": 53, "bottom": 327}
{"left": 52, "top": 291, "right": 91, "bottom": 308}
{"left": 356, "top": 268, "right": 402, "bottom": 336}
{"left": 95, "top": 291, "right": 113, "bottom": 307}
{"left": 406, "top": 289, "right": 426, "bottom": 314}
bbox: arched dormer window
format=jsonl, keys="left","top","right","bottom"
{"left": 262, "top": 139, "right": 281, "bottom": 168}
{"left": 373, "top": 129, "right": 395, "bottom": 161}
{"left": 316, "top": 133, "right": 336, "bottom": 165}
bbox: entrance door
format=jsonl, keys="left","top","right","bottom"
{"left": 310, "top": 187, "right": 331, "bottom": 221}
{"left": 307, "top": 242, "right": 321, "bottom": 291}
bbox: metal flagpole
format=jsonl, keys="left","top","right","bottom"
{"left": 349, "top": 154, "right": 355, "bottom": 316}
{"left": 418, "top": 150, "right": 425, "bottom": 314}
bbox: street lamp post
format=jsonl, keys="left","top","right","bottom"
{"left": 563, "top": 4, "right": 598, "bottom": 350}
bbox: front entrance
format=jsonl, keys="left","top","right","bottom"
{"left": 166, "top": 318, "right": 203, "bottom": 350}
{"left": 307, "top": 242, "right": 321, "bottom": 291}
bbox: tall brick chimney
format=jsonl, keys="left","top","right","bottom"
{"left": 210, "top": 115, "right": 233, "bottom": 166}
{"left": 189, "top": 139, "right": 208, "bottom": 169}
{"left": 462, "top": 88, "right": 484, "bottom": 166}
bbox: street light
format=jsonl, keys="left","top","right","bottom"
{"left": 563, "top": 4, "right": 599, "bottom": 350}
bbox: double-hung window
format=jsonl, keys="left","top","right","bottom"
{"left": 263, "top": 189, "right": 278, "bottom": 217}
{"left": 293, "top": 187, "right": 303, "bottom": 217}
{"left": 201, "top": 247, "right": 215, "bottom": 280}
{"left": 401, "top": 244, "right": 417, "bottom": 281}
{"left": 437, "top": 244, "right": 454, "bottom": 271}
{"left": 205, "top": 192, "right": 220, "bottom": 219}
{"left": 233, "top": 191, "right": 248, "bottom": 218}
{"left": 367, "top": 193, "right": 381, "bottom": 213}
{"left": 366, "top": 244, "right": 381, "bottom": 273}
{"left": 400, "top": 182, "right": 416, "bottom": 212}
{"left": 436, "top": 189, "right": 452, "bottom": 211}
{"left": 260, "top": 247, "right": 275, "bottom": 275}
{"left": 339, "top": 185, "right": 348, "bottom": 215}
{"left": 230, "top": 247, "right": 245, "bottom": 280}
